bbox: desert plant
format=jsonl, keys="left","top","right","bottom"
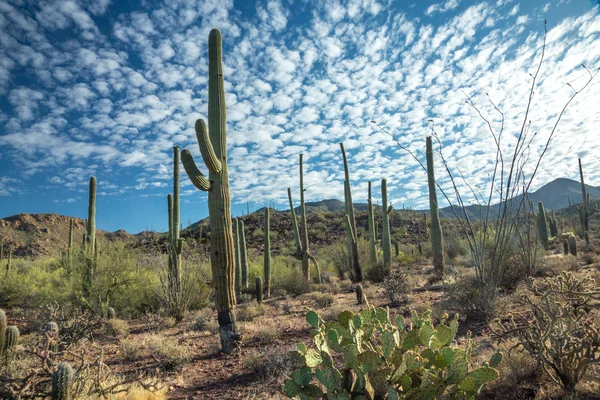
{"left": 340, "top": 143, "right": 362, "bottom": 282}
{"left": 355, "top": 284, "right": 364, "bottom": 305}
{"left": 5, "top": 326, "right": 19, "bottom": 352}
{"left": 239, "top": 219, "right": 249, "bottom": 290}
{"left": 281, "top": 307, "right": 501, "bottom": 399}
{"left": 83, "top": 176, "right": 96, "bottom": 299}
{"left": 107, "top": 307, "right": 116, "bottom": 320}
{"left": 367, "top": 182, "right": 378, "bottom": 267}
{"left": 426, "top": 136, "right": 445, "bottom": 277}
{"left": 233, "top": 218, "right": 241, "bottom": 294}
{"left": 381, "top": 178, "right": 392, "bottom": 272}
{"left": 264, "top": 207, "right": 271, "bottom": 298}
{"left": 569, "top": 235, "right": 578, "bottom": 257}
{"left": 449, "top": 276, "right": 497, "bottom": 321}
{"left": 52, "top": 361, "right": 74, "bottom": 400}
{"left": 584, "top": 231, "right": 590, "bottom": 245}
{"left": 45, "top": 321, "right": 60, "bottom": 354}
{"left": 537, "top": 202, "right": 549, "bottom": 250}
{"left": 493, "top": 272, "right": 600, "bottom": 392}
{"left": 256, "top": 277, "right": 263, "bottom": 304}
{"left": 563, "top": 239, "right": 569, "bottom": 255}
{"left": 382, "top": 268, "right": 410, "bottom": 305}
{"left": 180, "top": 28, "right": 240, "bottom": 353}
{"left": 0, "top": 309, "right": 6, "bottom": 356}
{"left": 166, "top": 146, "right": 184, "bottom": 321}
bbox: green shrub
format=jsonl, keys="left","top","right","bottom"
{"left": 281, "top": 307, "right": 501, "bottom": 399}
{"left": 448, "top": 276, "right": 496, "bottom": 322}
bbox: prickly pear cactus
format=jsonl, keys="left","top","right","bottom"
{"left": 52, "top": 361, "right": 74, "bottom": 400}
{"left": 281, "top": 307, "right": 501, "bottom": 399}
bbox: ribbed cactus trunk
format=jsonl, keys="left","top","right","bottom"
{"left": 340, "top": 143, "right": 362, "bottom": 282}
{"left": 579, "top": 158, "right": 589, "bottom": 232}
{"left": 381, "top": 178, "right": 392, "bottom": 271}
{"left": 537, "top": 202, "right": 549, "bottom": 250}
{"left": 233, "top": 218, "right": 241, "bottom": 295}
{"left": 299, "top": 154, "right": 311, "bottom": 282}
{"left": 264, "top": 207, "right": 271, "bottom": 298}
{"left": 167, "top": 147, "right": 183, "bottom": 318}
{"left": 83, "top": 177, "right": 96, "bottom": 298}
{"left": 425, "top": 137, "right": 444, "bottom": 277}
{"left": 0, "top": 309, "right": 6, "bottom": 357}
{"left": 67, "top": 218, "right": 73, "bottom": 275}
{"left": 239, "top": 220, "right": 248, "bottom": 290}
{"left": 181, "top": 29, "right": 239, "bottom": 353}
{"left": 367, "top": 181, "right": 377, "bottom": 266}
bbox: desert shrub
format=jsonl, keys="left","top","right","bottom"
{"left": 281, "top": 308, "right": 501, "bottom": 399}
{"left": 582, "top": 253, "right": 597, "bottom": 265}
{"left": 236, "top": 302, "right": 266, "bottom": 322}
{"left": 444, "top": 233, "right": 468, "bottom": 261}
{"left": 105, "top": 319, "right": 129, "bottom": 339}
{"left": 323, "top": 238, "right": 371, "bottom": 281}
{"left": 448, "top": 276, "right": 497, "bottom": 321}
{"left": 256, "top": 324, "right": 281, "bottom": 344}
{"left": 245, "top": 347, "right": 300, "bottom": 382}
{"left": 120, "top": 338, "right": 143, "bottom": 361}
{"left": 307, "top": 292, "right": 334, "bottom": 308}
{"left": 493, "top": 272, "right": 600, "bottom": 392}
{"left": 382, "top": 267, "right": 410, "bottom": 304}
{"left": 145, "top": 334, "right": 191, "bottom": 370}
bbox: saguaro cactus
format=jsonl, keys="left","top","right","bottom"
{"left": 83, "top": 177, "right": 96, "bottom": 298}
{"left": 0, "top": 309, "right": 6, "bottom": 356}
{"left": 239, "top": 220, "right": 248, "bottom": 290}
{"left": 426, "top": 137, "right": 445, "bottom": 276}
{"left": 5, "top": 326, "right": 19, "bottom": 351}
{"left": 356, "top": 284, "right": 364, "bottom": 305}
{"left": 233, "top": 218, "right": 241, "bottom": 295}
{"left": 340, "top": 143, "right": 362, "bottom": 282}
{"left": 167, "top": 147, "right": 183, "bottom": 315}
{"left": 180, "top": 29, "right": 240, "bottom": 353}
{"left": 52, "top": 362, "right": 74, "bottom": 400}
{"left": 563, "top": 239, "right": 569, "bottom": 255}
{"left": 255, "top": 277, "right": 263, "bottom": 304}
{"left": 287, "top": 155, "right": 321, "bottom": 284}
{"left": 67, "top": 218, "right": 73, "bottom": 274}
{"left": 264, "top": 207, "right": 271, "bottom": 298}
{"left": 538, "top": 202, "right": 549, "bottom": 250}
{"left": 381, "top": 178, "right": 392, "bottom": 271}
{"left": 569, "top": 235, "right": 577, "bottom": 257}
{"left": 367, "top": 182, "right": 378, "bottom": 266}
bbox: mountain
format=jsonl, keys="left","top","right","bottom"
{"left": 437, "top": 178, "right": 600, "bottom": 219}
{"left": 0, "top": 214, "right": 132, "bottom": 257}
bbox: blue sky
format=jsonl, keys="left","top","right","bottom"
{"left": 1, "top": 0, "right": 599, "bottom": 233}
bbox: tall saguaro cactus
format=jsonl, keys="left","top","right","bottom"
{"left": 578, "top": 158, "right": 597, "bottom": 234}
{"left": 180, "top": 29, "right": 240, "bottom": 353}
{"left": 167, "top": 147, "right": 183, "bottom": 317}
{"left": 233, "top": 218, "right": 241, "bottom": 295}
{"left": 381, "top": 178, "right": 392, "bottom": 271}
{"left": 67, "top": 218, "right": 73, "bottom": 274}
{"left": 264, "top": 207, "right": 271, "bottom": 298}
{"left": 83, "top": 177, "right": 96, "bottom": 298}
{"left": 340, "top": 143, "right": 363, "bottom": 282}
{"left": 425, "top": 137, "right": 445, "bottom": 277}
{"left": 367, "top": 181, "right": 378, "bottom": 266}
{"left": 238, "top": 220, "right": 248, "bottom": 290}
{"left": 287, "top": 156, "right": 321, "bottom": 285}
{"left": 537, "top": 202, "right": 549, "bottom": 250}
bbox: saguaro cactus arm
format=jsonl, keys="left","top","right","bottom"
{"left": 195, "top": 119, "right": 222, "bottom": 173}
{"left": 181, "top": 150, "right": 212, "bottom": 191}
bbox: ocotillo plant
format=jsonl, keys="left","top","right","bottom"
{"left": 340, "top": 143, "right": 362, "bottom": 282}
{"left": 381, "top": 178, "right": 392, "bottom": 271}
{"left": 367, "top": 182, "right": 377, "bottom": 266}
{"left": 287, "top": 155, "right": 321, "bottom": 284}
{"left": 538, "top": 202, "right": 549, "bottom": 250}
{"left": 83, "top": 177, "right": 96, "bottom": 298}
{"left": 167, "top": 147, "right": 183, "bottom": 314}
{"left": 255, "top": 277, "right": 263, "bottom": 304}
{"left": 52, "top": 362, "right": 74, "bottom": 400}
{"left": 264, "top": 207, "right": 271, "bottom": 298}
{"left": 425, "top": 137, "right": 445, "bottom": 276}
{"left": 239, "top": 220, "right": 248, "bottom": 290}
{"left": 180, "top": 29, "right": 240, "bottom": 353}
{"left": 233, "top": 218, "right": 241, "bottom": 295}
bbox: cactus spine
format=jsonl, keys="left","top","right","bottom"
{"left": 381, "top": 178, "right": 392, "bottom": 271}
{"left": 239, "top": 220, "right": 248, "bottom": 290}
{"left": 264, "top": 207, "right": 271, "bottom": 298}
{"left": 255, "top": 277, "right": 263, "bottom": 304}
{"left": 233, "top": 218, "right": 241, "bottom": 295}
{"left": 568, "top": 235, "right": 577, "bottom": 257}
{"left": 367, "top": 181, "right": 378, "bottom": 266}
{"left": 537, "top": 202, "right": 549, "bottom": 250}
{"left": 52, "top": 362, "right": 74, "bottom": 400}
{"left": 340, "top": 143, "right": 362, "bottom": 282}
{"left": 83, "top": 177, "right": 96, "bottom": 298}
{"left": 426, "top": 137, "right": 445, "bottom": 276}
{"left": 0, "top": 309, "right": 6, "bottom": 355}
{"left": 180, "top": 29, "right": 240, "bottom": 353}
{"left": 287, "top": 155, "right": 321, "bottom": 284}
{"left": 167, "top": 147, "right": 183, "bottom": 318}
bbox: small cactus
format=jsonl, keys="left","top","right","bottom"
{"left": 52, "top": 362, "right": 74, "bottom": 400}
{"left": 5, "top": 326, "right": 19, "bottom": 351}
{"left": 45, "top": 321, "right": 60, "bottom": 354}
{"left": 256, "top": 277, "right": 263, "bottom": 304}
{"left": 356, "top": 284, "right": 364, "bottom": 305}
{"left": 107, "top": 307, "right": 116, "bottom": 320}
{"left": 584, "top": 231, "right": 589, "bottom": 245}
{"left": 0, "top": 309, "right": 6, "bottom": 355}
{"left": 563, "top": 239, "right": 569, "bottom": 255}
{"left": 568, "top": 235, "right": 577, "bottom": 257}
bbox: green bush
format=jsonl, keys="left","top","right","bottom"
{"left": 281, "top": 307, "right": 501, "bottom": 399}
{"left": 448, "top": 276, "right": 496, "bottom": 322}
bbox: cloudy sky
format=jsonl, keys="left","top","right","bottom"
{"left": 0, "top": 0, "right": 599, "bottom": 233}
